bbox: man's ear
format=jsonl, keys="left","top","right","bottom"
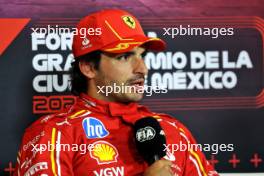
{"left": 79, "top": 60, "right": 97, "bottom": 79}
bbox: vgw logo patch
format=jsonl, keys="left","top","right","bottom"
{"left": 82, "top": 117, "right": 109, "bottom": 139}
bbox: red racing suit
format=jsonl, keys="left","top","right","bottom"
{"left": 14, "top": 93, "right": 219, "bottom": 176}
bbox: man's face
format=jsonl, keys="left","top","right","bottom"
{"left": 93, "top": 46, "right": 148, "bottom": 103}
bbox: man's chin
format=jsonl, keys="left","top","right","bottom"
{"left": 119, "top": 93, "right": 144, "bottom": 103}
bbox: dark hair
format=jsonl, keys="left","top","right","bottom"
{"left": 70, "top": 51, "right": 101, "bottom": 95}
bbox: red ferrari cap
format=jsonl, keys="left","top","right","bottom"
{"left": 72, "top": 9, "right": 166, "bottom": 58}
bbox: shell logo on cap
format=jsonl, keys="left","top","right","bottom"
{"left": 82, "top": 37, "right": 90, "bottom": 46}
{"left": 122, "top": 16, "right": 136, "bottom": 29}
{"left": 81, "top": 37, "right": 92, "bottom": 49}
{"left": 89, "top": 141, "right": 119, "bottom": 165}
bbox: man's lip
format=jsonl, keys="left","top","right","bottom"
{"left": 129, "top": 79, "right": 145, "bottom": 86}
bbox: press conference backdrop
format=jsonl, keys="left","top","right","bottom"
{"left": 0, "top": 0, "right": 263, "bottom": 175}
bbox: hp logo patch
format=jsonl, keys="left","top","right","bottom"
{"left": 82, "top": 117, "right": 109, "bottom": 139}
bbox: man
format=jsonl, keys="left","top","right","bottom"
{"left": 14, "top": 9, "right": 219, "bottom": 176}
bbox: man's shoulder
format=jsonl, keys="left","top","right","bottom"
{"left": 147, "top": 112, "right": 192, "bottom": 134}
{"left": 24, "top": 104, "right": 92, "bottom": 133}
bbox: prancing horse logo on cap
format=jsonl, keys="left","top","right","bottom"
{"left": 122, "top": 16, "right": 136, "bottom": 29}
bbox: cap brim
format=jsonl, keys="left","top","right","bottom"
{"left": 101, "top": 35, "right": 166, "bottom": 54}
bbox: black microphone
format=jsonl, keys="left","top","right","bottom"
{"left": 134, "top": 116, "right": 167, "bottom": 165}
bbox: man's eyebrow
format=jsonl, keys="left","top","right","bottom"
{"left": 129, "top": 49, "right": 148, "bottom": 55}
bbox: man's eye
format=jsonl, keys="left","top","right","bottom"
{"left": 141, "top": 53, "right": 147, "bottom": 59}
{"left": 141, "top": 51, "right": 147, "bottom": 58}
{"left": 117, "top": 54, "right": 131, "bottom": 61}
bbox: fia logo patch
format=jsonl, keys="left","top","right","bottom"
{"left": 136, "top": 126, "right": 156, "bottom": 142}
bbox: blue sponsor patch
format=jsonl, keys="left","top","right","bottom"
{"left": 82, "top": 117, "right": 109, "bottom": 139}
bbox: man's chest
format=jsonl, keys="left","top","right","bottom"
{"left": 72, "top": 115, "right": 147, "bottom": 176}
{"left": 70, "top": 114, "right": 186, "bottom": 176}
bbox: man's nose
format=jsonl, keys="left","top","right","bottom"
{"left": 133, "top": 57, "right": 148, "bottom": 76}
